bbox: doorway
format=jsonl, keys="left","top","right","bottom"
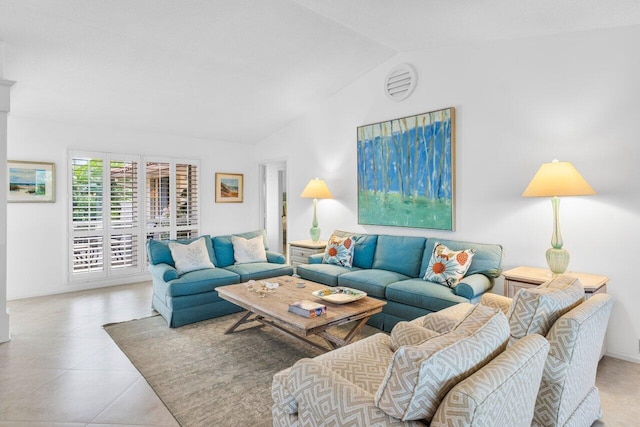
{"left": 259, "top": 161, "right": 287, "bottom": 254}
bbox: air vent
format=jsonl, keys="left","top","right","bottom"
{"left": 384, "top": 64, "right": 417, "bottom": 102}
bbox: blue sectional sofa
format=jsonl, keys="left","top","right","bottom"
{"left": 297, "top": 232, "right": 503, "bottom": 332}
{"left": 147, "top": 230, "right": 293, "bottom": 327}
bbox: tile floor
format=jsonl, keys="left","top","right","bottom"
{"left": 0, "top": 282, "right": 178, "bottom": 426}
{"left": 1, "top": 281, "right": 639, "bottom": 426}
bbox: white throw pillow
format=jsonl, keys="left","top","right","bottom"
{"left": 231, "top": 235, "right": 267, "bottom": 264}
{"left": 168, "top": 237, "right": 215, "bottom": 275}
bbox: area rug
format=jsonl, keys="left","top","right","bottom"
{"left": 104, "top": 312, "right": 380, "bottom": 427}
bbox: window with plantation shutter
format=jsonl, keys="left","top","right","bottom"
{"left": 69, "top": 152, "right": 199, "bottom": 282}
{"left": 71, "top": 157, "right": 105, "bottom": 274}
{"left": 109, "top": 159, "right": 139, "bottom": 270}
{"left": 175, "top": 162, "right": 199, "bottom": 235}
{"left": 144, "top": 160, "right": 199, "bottom": 251}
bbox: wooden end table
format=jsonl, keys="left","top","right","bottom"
{"left": 503, "top": 266, "right": 608, "bottom": 299}
{"left": 215, "top": 276, "right": 385, "bottom": 352}
{"left": 288, "top": 240, "right": 327, "bottom": 273}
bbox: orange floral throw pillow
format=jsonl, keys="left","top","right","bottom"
{"left": 322, "top": 234, "right": 355, "bottom": 268}
{"left": 424, "top": 242, "right": 476, "bottom": 288}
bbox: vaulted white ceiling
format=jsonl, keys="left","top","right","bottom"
{"left": 1, "top": 0, "right": 639, "bottom": 144}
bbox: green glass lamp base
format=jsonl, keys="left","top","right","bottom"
{"left": 309, "top": 227, "right": 321, "bottom": 242}
{"left": 546, "top": 248, "right": 570, "bottom": 274}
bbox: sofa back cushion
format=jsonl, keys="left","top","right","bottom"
{"left": 213, "top": 230, "right": 269, "bottom": 268}
{"left": 508, "top": 274, "right": 584, "bottom": 343}
{"left": 168, "top": 237, "right": 215, "bottom": 274}
{"left": 231, "top": 234, "right": 268, "bottom": 264}
{"left": 147, "top": 235, "right": 216, "bottom": 267}
{"left": 331, "top": 230, "right": 378, "bottom": 269}
{"left": 375, "top": 304, "right": 509, "bottom": 422}
{"left": 420, "top": 238, "right": 503, "bottom": 279}
{"left": 372, "top": 235, "right": 425, "bottom": 277}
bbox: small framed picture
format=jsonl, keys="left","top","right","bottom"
{"left": 8, "top": 160, "right": 55, "bottom": 203}
{"left": 215, "top": 172, "right": 243, "bottom": 203}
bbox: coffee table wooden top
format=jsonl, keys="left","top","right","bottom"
{"left": 215, "top": 275, "right": 385, "bottom": 337}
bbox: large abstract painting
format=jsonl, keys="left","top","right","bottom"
{"left": 357, "top": 107, "right": 455, "bottom": 230}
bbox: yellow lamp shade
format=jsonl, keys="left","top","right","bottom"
{"left": 300, "top": 178, "right": 333, "bottom": 199}
{"left": 522, "top": 160, "right": 595, "bottom": 198}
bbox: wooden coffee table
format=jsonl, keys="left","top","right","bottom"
{"left": 215, "top": 275, "right": 385, "bottom": 351}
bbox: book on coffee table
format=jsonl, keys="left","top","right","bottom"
{"left": 288, "top": 300, "right": 327, "bottom": 318}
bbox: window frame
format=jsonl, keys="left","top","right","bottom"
{"left": 68, "top": 151, "right": 200, "bottom": 283}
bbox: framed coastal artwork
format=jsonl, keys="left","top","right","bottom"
{"left": 215, "top": 172, "right": 243, "bottom": 203}
{"left": 8, "top": 160, "right": 56, "bottom": 203}
{"left": 357, "top": 107, "right": 455, "bottom": 230}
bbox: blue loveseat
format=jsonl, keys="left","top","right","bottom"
{"left": 297, "top": 231, "right": 503, "bottom": 332}
{"left": 147, "top": 230, "right": 293, "bottom": 327}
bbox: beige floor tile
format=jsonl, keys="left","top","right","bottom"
{"left": 91, "top": 377, "right": 179, "bottom": 426}
{"left": 0, "top": 368, "right": 66, "bottom": 400}
{"left": 0, "top": 369, "right": 139, "bottom": 423}
{"left": 71, "top": 341, "right": 138, "bottom": 371}
{"left": 0, "top": 335, "right": 113, "bottom": 370}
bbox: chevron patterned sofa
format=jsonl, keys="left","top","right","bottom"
{"left": 272, "top": 304, "right": 550, "bottom": 426}
{"left": 147, "top": 230, "right": 293, "bottom": 327}
{"left": 422, "top": 274, "right": 614, "bottom": 427}
{"left": 296, "top": 231, "right": 503, "bottom": 332}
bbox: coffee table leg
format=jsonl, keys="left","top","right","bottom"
{"left": 318, "top": 316, "right": 370, "bottom": 349}
{"left": 224, "top": 311, "right": 264, "bottom": 334}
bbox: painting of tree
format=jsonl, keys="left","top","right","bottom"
{"left": 357, "top": 107, "right": 455, "bottom": 230}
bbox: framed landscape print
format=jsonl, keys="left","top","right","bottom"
{"left": 357, "top": 107, "right": 455, "bottom": 230}
{"left": 8, "top": 160, "right": 56, "bottom": 203}
{"left": 215, "top": 172, "right": 243, "bottom": 203}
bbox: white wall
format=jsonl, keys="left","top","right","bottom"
{"left": 255, "top": 26, "right": 640, "bottom": 362}
{"left": 7, "top": 117, "right": 259, "bottom": 299}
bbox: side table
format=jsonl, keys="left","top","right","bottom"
{"left": 288, "top": 240, "right": 327, "bottom": 273}
{"left": 503, "top": 266, "right": 608, "bottom": 299}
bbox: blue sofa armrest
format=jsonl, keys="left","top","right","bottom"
{"left": 455, "top": 273, "right": 494, "bottom": 300}
{"left": 308, "top": 253, "right": 324, "bottom": 264}
{"left": 266, "top": 251, "right": 286, "bottom": 264}
{"left": 149, "top": 263, "right": 179, "bottom": 282}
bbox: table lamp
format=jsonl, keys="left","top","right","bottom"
{"left": 522, "top": 159, "right": 595, "bottom": 274}
{"left": 300, "top": 178, "right": 333, "bottom": 242}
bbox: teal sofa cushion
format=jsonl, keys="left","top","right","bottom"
{"left": 223, "top": 262, "right": 293, "bottom": 282}
{"left": 352, "top": 234, "right": 378, "bottom": 269}
{"left": 266, "top": 251, "right": 286, "bottom": 264}
{"left": 385, "top": 278, "right": 469, "bottom": 312}
{"left": 338, "top": 269, "right": 410, "bottom": 298}
{"left": 213, "top": 229, "right": 269, "bottom": 267}
{"left": 420, "top": 238, "right": 503, "bottom": 279}
{"left": 372, "top": 235, "right": 425, "bottom": 277}
{"left": 308, "top": 253, "right": 324, "bottom": 264}
{"left": 160, "top": 268, "right": 240, "bottom": 297}
{"left": 147, "top": 235, "right": 216, "bottom": 267}
{"left": 297, "top": 264, "right": 359, "bottom": 287}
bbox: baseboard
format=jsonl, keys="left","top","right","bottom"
{"left": 604, "top": 351, "right": 640, "bottom": 364}
{"left": 8, "top": 274, "right": 152, "bottom": 301}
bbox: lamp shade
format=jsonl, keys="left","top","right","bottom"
{"left": 300, "top": 178, "right": 333, "bottom": 199}
{"left": 522, "top": 160, "right": 595, "bottom": 198}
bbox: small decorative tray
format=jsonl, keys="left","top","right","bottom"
{"left": 312, "top": 287, "right": 367, "bottom": 304}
